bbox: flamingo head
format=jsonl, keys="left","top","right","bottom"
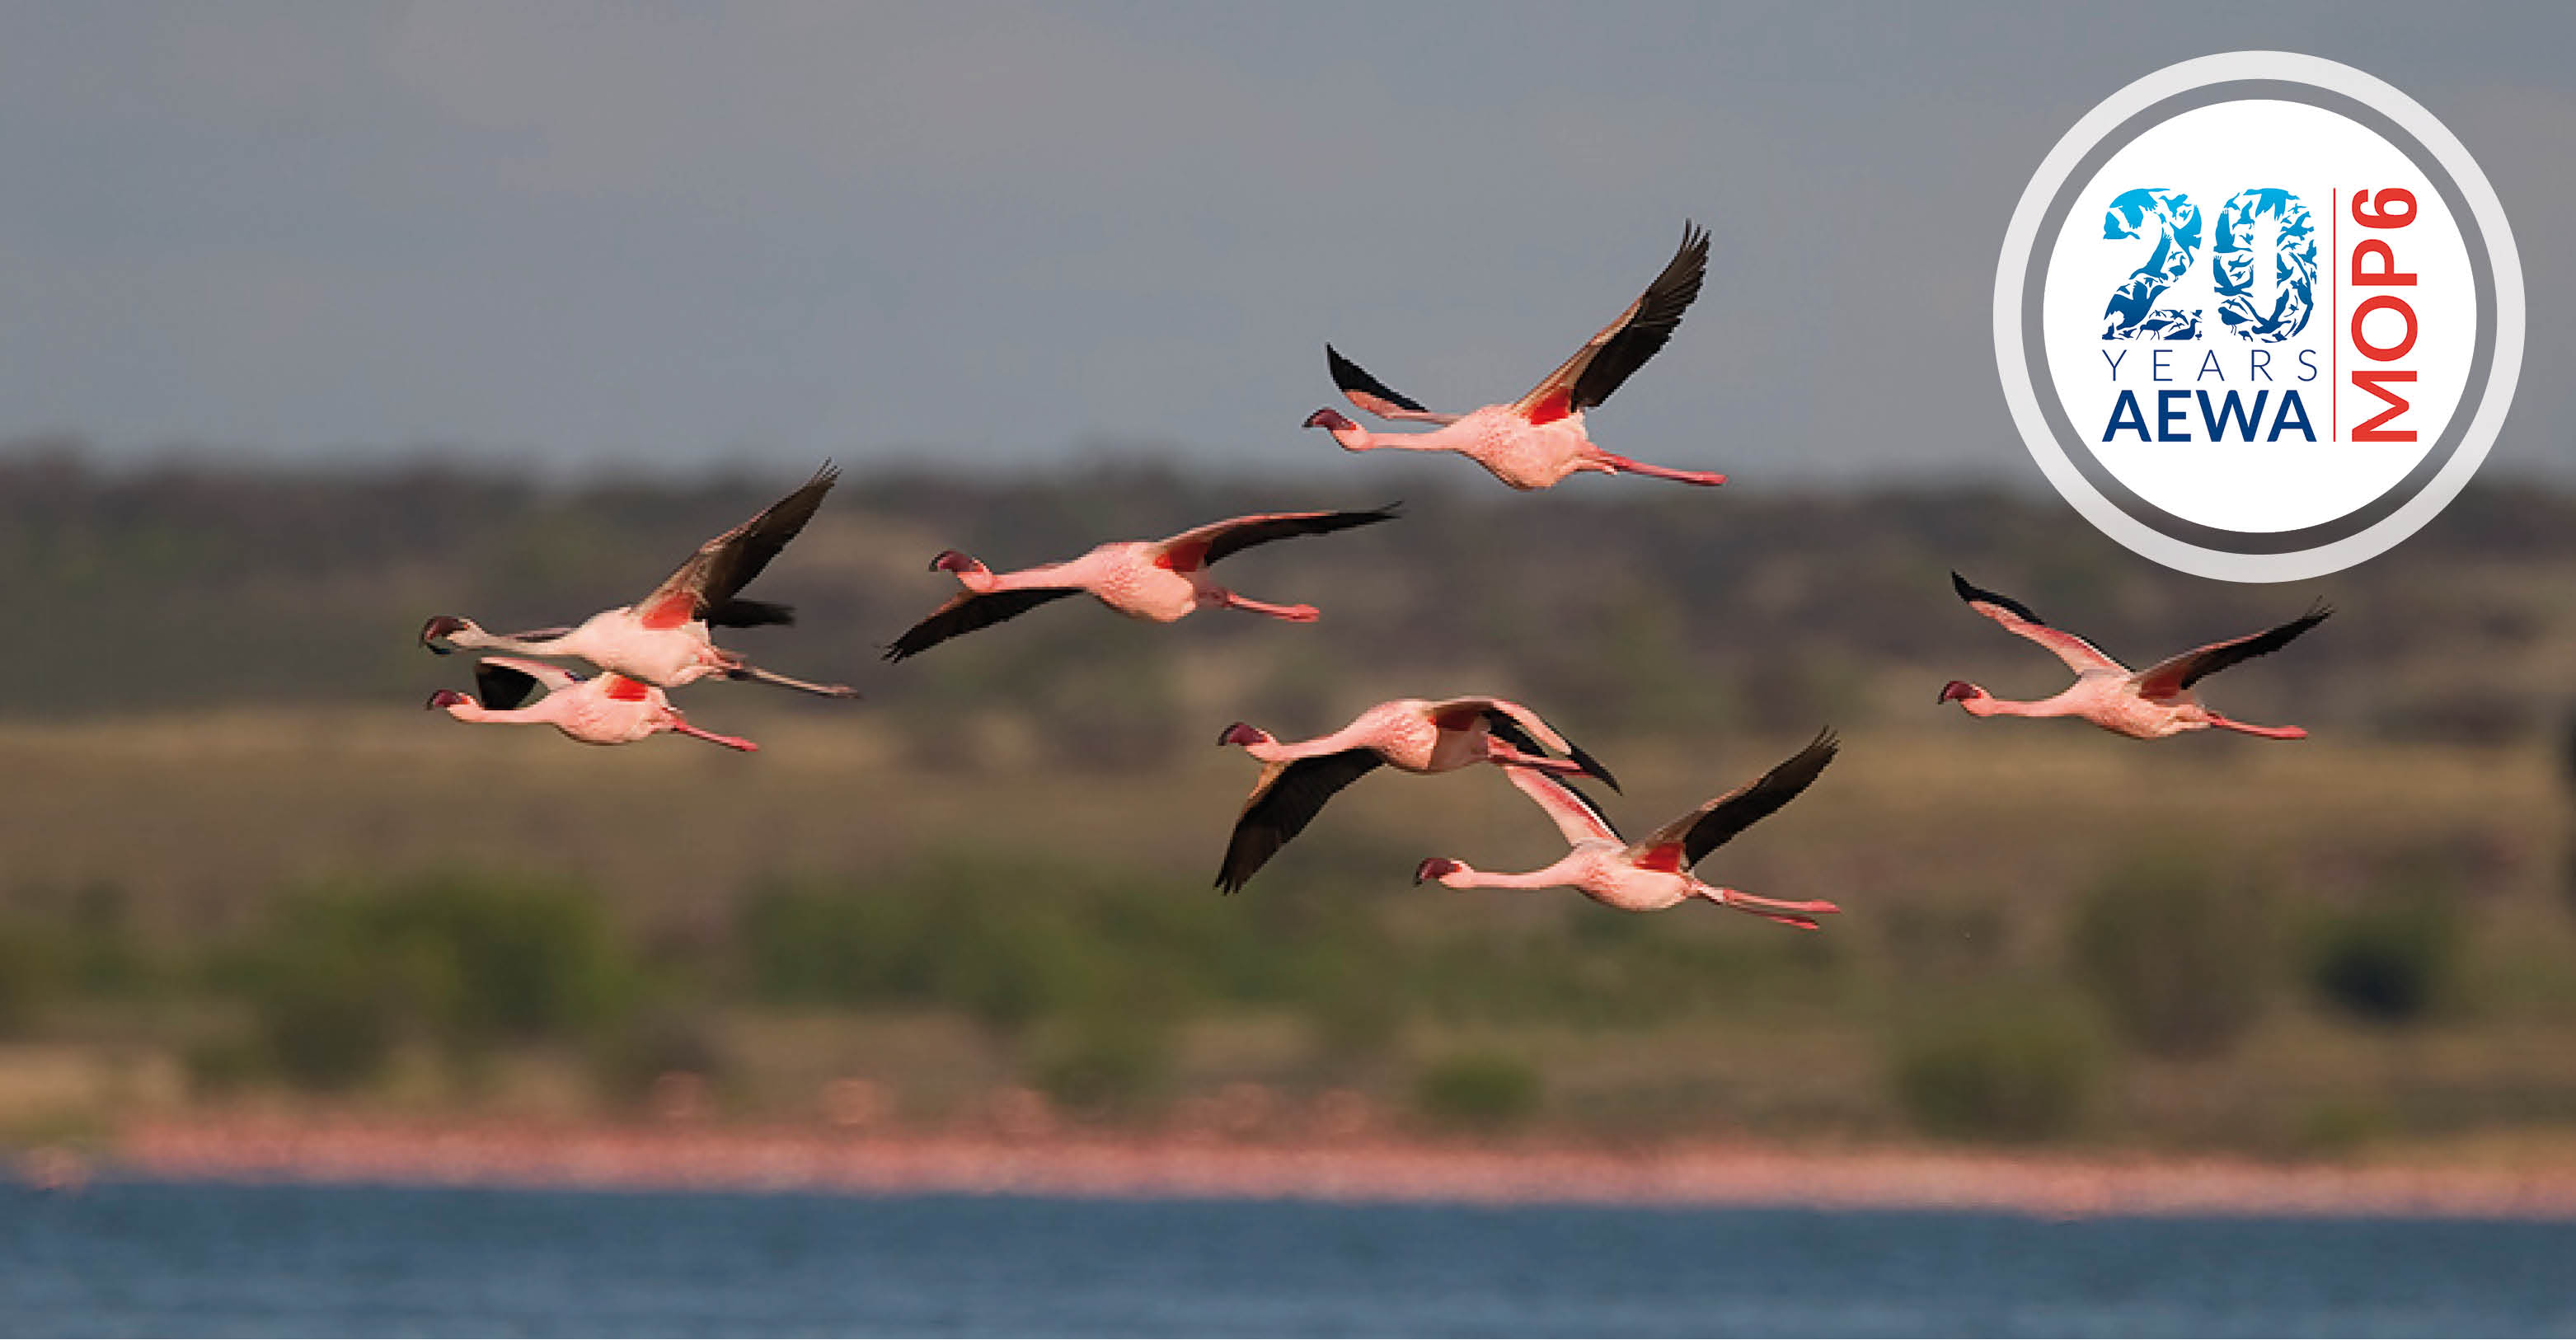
{"left": 1217, "top": 721, "right": 1273, "bottom": 748}
{"left": 1937, "top": 680, "right": 1987, "bottom": 705}
{"left": 1413, "top": 857, "right": 1463, "bottom": 886}
{"left": 928, "top": 550, "right": 978, "bottom": 574}
{"left": 1303, "top": 408, "right": 1356, "bottom": 433}
{"left": 425, "top": 688, "right": 472, "bottom": 711}
{"left": 419, "top": 614, "right": 472, "bottom": 654}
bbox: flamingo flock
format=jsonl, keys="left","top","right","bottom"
{"left": 417, "top": 221, "right": 2334, "bottom": 927}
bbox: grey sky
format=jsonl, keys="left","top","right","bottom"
{"left": 2, "top": 2, "right": 2569, "bottom": 483}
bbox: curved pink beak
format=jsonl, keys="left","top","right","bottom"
{"left": 1413, "top": 857, "right": 1460, "bottom": 885}
{"left": 425, "top": 689, "right": 469, "bottom": 710}
{"left": 1303, "top": 408, "right": 1354, "bottom": 432}
{"left": 1217, "top": 721, "right": 1269, "bottom": 747}
{"left": 1937, "top": 680, "right": 1981, "bottom": 704}
{"left": 929, "top": 550, "right": 974, "bottom": 573}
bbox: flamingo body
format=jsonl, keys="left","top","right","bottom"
{"left": 426, "top": 658, "right": 758, "bottom": 752}
{"left": 887, "top": 506, "right": 1397, "bottom": 662}
{"left": 421, "top": 465, "right": 857, "bottom": 699}
{"left": 1940, "top": 573, "right": 2329, "bottom": 741}
{"left": 1307, "top": 223, "right": 1726, "bottom": 491}
{"left": 1213, "top": 696, "right": 1617, "bottom": 893}
{"left": 1418, "top": 732, "right": 1843, "bottom": 929}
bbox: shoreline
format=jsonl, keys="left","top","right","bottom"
{"left": 91, "top": 1118, "right": 2576, "bottom": 1221}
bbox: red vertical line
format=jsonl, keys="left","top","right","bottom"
{"left": 2330, "top": 188, "right": 2339, "bottom": 442}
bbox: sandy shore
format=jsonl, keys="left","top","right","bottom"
{"left": 94, "top": 1118, "right": 2576, "bottom": 1221}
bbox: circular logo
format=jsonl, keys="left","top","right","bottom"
{"left": 1994, "top": 52, "right": 2522, "bottom": 582}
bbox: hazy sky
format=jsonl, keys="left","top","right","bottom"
{"left": 2, "top": 2, "right": 2569, "bottom": 482}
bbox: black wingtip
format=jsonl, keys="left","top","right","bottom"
{"left": 1570, "top": 743, "right": 1621, "bottom": 794}
{"left": 1950, "top": 571, "right": 2044, "bottom": 625}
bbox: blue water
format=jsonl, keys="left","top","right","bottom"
{"left": 5, "top": 1183, "right": 2574, "bottom": 1336}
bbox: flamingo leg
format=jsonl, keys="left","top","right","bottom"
{"left": 725, "top": 663, "right": 862, "bottom": 699}
{"left": 1712, "top": 887, "right": 1842, "bottom": 926}
{"left": 2205, "top": 714, "right": 2307, "bottom": 739}
{"left": 1484, "top": 741, "right": 1588, "bottom": 775}
{"left": 669, "top": 721, "right": 761, "bottom": 752}
{"left": 1587, "top": 452, "right": 1728, "bottom": 487}
{"left": 1214, "top": 590, "right": 1320, "bottom": 623}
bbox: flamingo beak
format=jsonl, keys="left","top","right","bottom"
{"left": 929, "top": 550, "right": 973, "bottom": 574}
{"left": 1413, "top": 858, "right": 1460, "bottom": 886}
{"left": 1303, "top": 409, "right": 1354, "bottom": 432}
{"left": 1217, "top": 722, "right": 1267, "bottom": 747}
{"left": 1937, "top": 680, "right": 1980, "bottom": 704}
{"left": 425, "top": 689, "right": 469, "bottom": 710}
{"left": 419, "top": 615, "right": 466, "bottom": 654}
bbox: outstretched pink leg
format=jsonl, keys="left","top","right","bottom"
{"left": 669, "top": 721, "right": 760, "bottom": 752}
{"left": 1215, "top": 590, "right": 1320, "bottom": 622}
{"left": 1589, "top": 452, "right": 1728, "bottom": 487}
{"left": 2208, "top": 715, "right": 2307, "bottom": 739}
{"left": 1712, "top": 887, "right": 1840, "bottom": 930}
{"left": 1483, "top": 741, "right": 1591, "bottom": 776}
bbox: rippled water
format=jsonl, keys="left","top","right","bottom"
{"left": 6, "top": 1181, "right": 2574, "bottom": 1336}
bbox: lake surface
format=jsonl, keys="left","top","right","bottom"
{"left": 5, "top": 1181, "right": 2574, "bottom": 1336}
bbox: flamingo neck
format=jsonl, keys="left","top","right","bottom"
{"left": 1959, "top": 691, "right": 2059, "bottom": 719}
{"left": 443, "top": 699, "right": 557, "bottom": 726}
{"left": 453, "top": 624, "right": 586, "bottom": 658}
{"left": 1438, "top": 860, "right": 1579, "bottom": 893}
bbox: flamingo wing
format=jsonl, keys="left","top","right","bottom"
{"left": 636, "top": 462, "right": 840, "bottom": 630}
{"left": 1509, "top": 223, "right": 1710, "bottom": 423}
{"left": 1432, "top": 696, "right": 1621, "bottom": 792}
{"left": 883, "top": 586, "right": 1082, "bottom": 662}
{"left": 1950, "top": 571, "right": 2125, "bottom": 676}
{"left": 473, "top": 657, "right": 583, "bottom": 710}
{"left": 1152, "top": 504, "right": 1403, "bottom": 571}
{"left": 1213, "top": 748, "right": 1385, "bottom": 893}
{"left": 1326, "top": 345, "right": 1459, "bottom": 424}
{"left": 1632, "top": 729, "right": 1837, "bottom": 870}
{"left": 2131, "top": 602, "right": 2332, "bottom": 700}
{"left": 1501, "top": 764, "right": 1624, "bottom": 847}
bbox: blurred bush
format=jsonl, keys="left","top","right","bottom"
{"left": 2070, "top": 854, "right": 2271, "bottom": 1058}
{"left": 2308, "top": 892, "right": 2462, "bottom": 1025}
{"left": 1891, "top": 1000, "right": 2104, "bottom": 1142}
{"left": 1415, "top": 1051, "right": 1541, "bottom": 1132}
{"left": 0, "top": 918, "right": 59, "bottom": 1036}
{"left": 594, "top": 1009, "right": 730, "bottom": 1110}
{"left": 1032, "top": 1014, "right": 1174, "bottom": 1120}
{"left": 230, "top": 873, "right": 631, "bottom": 1090}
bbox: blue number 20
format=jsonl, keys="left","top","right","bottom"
{"left": 2101, "top": 186, "right": 2316, "bottom": 343}
{"left": 2101, "top": 188, "right": 2203, "bottom": 340}
{"left": 2210, "top": 189, "right": 2316, "bottom": 342}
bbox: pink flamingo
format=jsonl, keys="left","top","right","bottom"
{"left": 1215, "top": 696, "right": 1617, "bottom": 893}
{"left": 1302, "top": 223, "right": 1727, "bottom": 490}
{"left": 421, "top": 465, "right": 856, "bottom": 698}
{"left": 1940, "top": 573, "right": 2330, "bottom": 740}
{"left": 1417, "top": 732, "right": 1842, "bottom": 929}
{"left": 426, "top": 657, "right": 758, "bottom": 751}
{"left": 888, "top": 506, "right": 1399, "bottom": 661}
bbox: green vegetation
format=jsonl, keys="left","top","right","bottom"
{"left": 1891, "top": 1000, "right": 2105, "bottom": 1143}
{"left": 2071, "top": 855, "right": 2272, "bottom": 1058}
{"left": 1415, "top": 1052, "right": 1542, "bottom": 1132}
{"left": 2308, "top": 893, "right": 2463, "bottom": 1025}
{"left": 5, "top": 456, "right": 2576, "bottom": 1152}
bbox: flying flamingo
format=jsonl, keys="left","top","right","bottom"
{"left": 1214, "top": 696, "right": 1618, "bottom": 893}
{"left": 886, "top": 506, "right": 1400, "bottom": 662}
{"left": 1940, "top": 573, "right": 2330, "bottom": 739}
{"left": 1416, "top": 731, "right": 1843, "bottom": 929}
{"left": 1302, "top": 223, "right": 1728, "bottom": 490}
{"left": 425, "top": 658, "right": 758, "bottom": 751}
{"left": 420, "top": 464, "right": 857, "bottom": 698}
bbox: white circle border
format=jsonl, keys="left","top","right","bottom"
{"left": 1992, "top": 50, "right": 2525, "bottom": 583}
